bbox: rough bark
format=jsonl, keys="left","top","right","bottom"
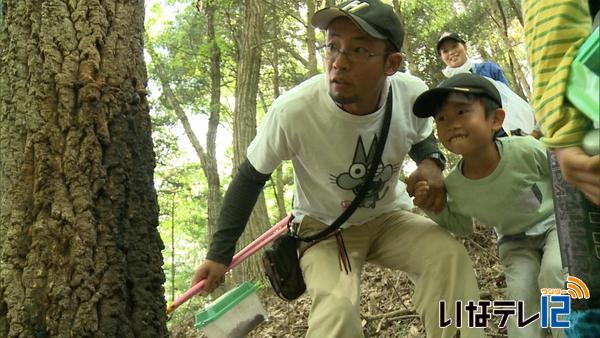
{"left": 0, "top": 1, "right": 166, "bottom": 337}
{"left": 232, "top": 0, "right": 269, "bottom": 283}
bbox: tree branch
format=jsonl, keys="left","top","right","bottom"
{"left": 146, "top": 43, "right": 209, "bottom": 167}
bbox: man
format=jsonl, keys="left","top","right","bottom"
{"left": 193, "top": 1, "right": 483, "bottom": 337}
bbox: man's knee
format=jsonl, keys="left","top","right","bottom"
{"left": 434, "top": 233, "right": 472, "bottom": 265}
{"left": 419, "top": 224, "right": 469, "bottom": 256}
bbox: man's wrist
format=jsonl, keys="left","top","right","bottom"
{"left": 420, "top": 152, "right": 446, "bottom": 170}
{"left": 206, "top": 250, "right": 233, "bottom": 266}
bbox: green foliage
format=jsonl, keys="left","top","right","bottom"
{"left": 400, "top": 0, "right": 458, "bottom": 86}
{"left": 157, "top": 164, "right": 209, "bottom": 302}
{"left": 400, "top": 0, "right": 524, "bottom": 89}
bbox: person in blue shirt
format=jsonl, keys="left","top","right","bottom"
{"left": 436, "top": 32, "right": 541, "bottom": 138}
{"left": 437, "top": 32, "right": 510, "bottom": 86}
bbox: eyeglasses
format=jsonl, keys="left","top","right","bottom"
{"left": 317, "top": 43, "right": 382, "bottom": 64}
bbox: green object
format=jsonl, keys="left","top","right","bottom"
{"left": 195, "top": 282, "right": 264, "bottom": 329}
{"left": 567, "top": 27, "right": 599, "bottom": 123}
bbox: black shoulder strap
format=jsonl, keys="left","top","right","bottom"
{"left": 300, "top": 86, "right": 393, "bottom": 242}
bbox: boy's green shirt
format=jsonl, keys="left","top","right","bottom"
{"left": 427, "top": 136, "right": 555, "bottom": 240}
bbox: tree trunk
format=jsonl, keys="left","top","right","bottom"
{"left": 487, "top": 0, "right": 531, "bottom": 98}
{"left": 271, "top": 4, "right": 288, "bottom": 220}
{"left": 232, "top": 0, "right": 269, "bottom": 284}
{"left": 508, "top": 0, "right": 524, "bottom": 26}
{"left": 306, "top": 0, "right": 319, "bottom": 77}
{"left": 148, "top": 44, "right": 224, "bottom": 235}
{"left": 205, "top": 1, "right": 224, "bottom": 238}
{"left": 0, "top": 1, "right": 166, "bottom": 337}
{"left": 476, "top": 45, "right": 492, "bottom": 61}
{"left": 505, "top": 44, "right": 531, "bottom": 99}
{"left": 393, "top": 0, "right": 414, "bottom": 74}
{"left": 273, "top": 167, "right": 288, "bottom": 220}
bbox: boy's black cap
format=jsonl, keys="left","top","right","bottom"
{"left": 436, "top": 32, "right": 466, "bottom": 54}
{"left": 311, "top": 0, "right": 404, "bottom": 52}
{"left": 413, "top": 73, "right": 503, "bottom": 118}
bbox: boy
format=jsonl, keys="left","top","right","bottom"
{"left": 412, "top": 73, "right": 564, "bottom": 338}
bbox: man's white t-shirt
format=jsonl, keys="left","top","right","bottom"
{"left": 247, "top": 72, "right": 432, "bottom": 226}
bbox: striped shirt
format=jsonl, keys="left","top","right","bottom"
{"left": 523, "top": 0, "right": 593, "bottom": 148}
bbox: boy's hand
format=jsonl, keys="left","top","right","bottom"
{"left": 407, "top": 158, "right": 446, "bottom": 213}
{"left": 555, "top": 146, "right": 600, "bottom": 205}
{"left": 412, "top": 181, "right": 430, "bottom": 209}
{"left": 192, "top": 260, "right": 227, "bottom": 296}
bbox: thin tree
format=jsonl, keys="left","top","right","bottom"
{"left": 486, "top": 0, "right": 531, "bottom": 98}
{"left": 306, "top": 0, "right": 320, "bottom": 77}
{"left": 204, "top": 0, "right": 224, "bottom": 239}
{"left": 0, "top": 1, "right": 167, "bottom": 336}
{"left": 269, "top": 3, "right": 289, "bottom": 220}
{"left": 232, "top": 0, "right": 270, "bottom": 283}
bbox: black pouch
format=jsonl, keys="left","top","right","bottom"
{"left": 262, "top": 87, "right": 392, "bottom": 301}
{"left": 262, "top": 232, "right": 306, "bottom": 300}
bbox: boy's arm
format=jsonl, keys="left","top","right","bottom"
{"left": 424, "top": 203, "right": 475, "bottom": 237}
{"left": 529, "top": 136, "right": 552, "bottom": 178}
{"left": 413, "top": 181, "right": 474, "bottom": 236}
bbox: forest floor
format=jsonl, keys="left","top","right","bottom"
{"left": 172, "top": 221, "right": 510, "bottom": 337}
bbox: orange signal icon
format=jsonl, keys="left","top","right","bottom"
{"left": 566, "top": 276, "right": 590, "bottom": 300}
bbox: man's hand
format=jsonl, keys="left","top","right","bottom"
{"left": 407, "top": 158, "right": 446, "bottom": 213}
{"left": 192, "top": 260, "right": 227, "bottom": 295}
{"left": 555, "top": 146, "right": 600, "bottom": 205}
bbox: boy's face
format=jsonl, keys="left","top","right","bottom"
{"left": 439, "top": 40, "right": 468, "bottom": 68}
{"left": 434, "top": 94, "right": 504, "bottom": 156}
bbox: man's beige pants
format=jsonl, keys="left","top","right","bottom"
{"left": 298, "top": 210, "right": 484, "bottom": 338}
